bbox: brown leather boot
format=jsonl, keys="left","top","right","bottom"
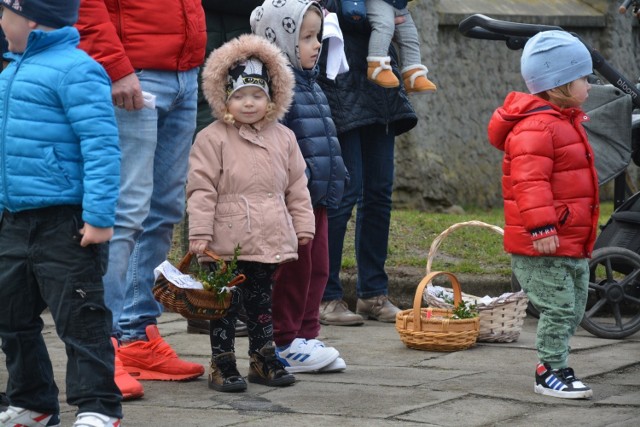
{"left": 247, "top": 345, "right": 295, "bottom": 387}
{"left": 367, "top": 56, "right": 399, "bottom": 88}
{"left": 319, "top": 300, "right": 364, "bottom": 326}
{"left": 208, "top": 352, "right": 247, "bottom": 392}
{"left": 356, "top": 295, "right": 401, "bottom": 322}
{"left": 401, "top": 65, "right": 437, "bottom": 93}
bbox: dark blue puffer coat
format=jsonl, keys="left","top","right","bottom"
{"left": 282, "top": 67, "right": 348, "bottom": 209}
{"left": 317, "top": 0, "right": 417, "bottom": 136}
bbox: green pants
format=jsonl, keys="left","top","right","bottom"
{"left": 511, "top": 255, "right": 589, "bottom": 369}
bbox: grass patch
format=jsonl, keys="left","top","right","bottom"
{"left": 335, "top": 202, "right": 613, "bottom": 277}
{"left": 171, "top": 202, "right": 615, "bottom": 278}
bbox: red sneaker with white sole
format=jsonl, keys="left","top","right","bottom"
{"left": 117, "top": 325, "right": 204, "bottom": 381}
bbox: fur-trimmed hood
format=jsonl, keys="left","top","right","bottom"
{"left": 201, "top": 34, "right": 294, "bottom": 125}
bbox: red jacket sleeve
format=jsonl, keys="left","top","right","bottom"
{"left": 508, "top": 123, "right": 558, "bottom": 234}
{"left": 76, "top": 0, "right": 134, "bottom": 82}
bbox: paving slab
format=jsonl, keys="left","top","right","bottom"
{"left": 1, "top": 313, "right": 639, "bottom": 426}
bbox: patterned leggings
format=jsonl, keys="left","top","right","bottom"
{"left": 209, "top": 261, "right": 277, "bottom": 356}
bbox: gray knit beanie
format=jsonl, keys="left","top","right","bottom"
{"left": 520, "top": 30, "right": 592, "bottom": 94}
{"left": 1, "top": 0, "right": 80, "bottom": 29}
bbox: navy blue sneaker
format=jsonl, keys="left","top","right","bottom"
{"left": 535, "top": 363, "right": 593, "bottom": 399}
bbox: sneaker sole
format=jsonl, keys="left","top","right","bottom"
{"left": 247, "top": 374, "right": 296, "bottom": 387}
{"left": 125, "top": 367, "right": 204, "bottom": 381}
{"left": 208, "top": 380, "right": 247, "bottom": 393}
{"left": 308, "top": 357, "right": 346, "bottom": 374}
{"left": 534, "top": 384, "right": 593, "bottom": 399}
{"left": 281, "top": 352, "right": 340, "bottom": 373}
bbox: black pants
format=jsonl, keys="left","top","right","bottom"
{"left": 0, "top": 206, "right": 122, "bottom": 417}
{"left": 210, "top": 261, "right": 277, "bottom": 356}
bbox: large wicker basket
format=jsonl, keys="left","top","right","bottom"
{"left": 153, "top": 249, "right": 245, "bottom": 320}
{"left": 424, "top": 220, "right": 528, "bottom": 343}
{"left": 396, "top": 271, "right": 480, "bottom": 351}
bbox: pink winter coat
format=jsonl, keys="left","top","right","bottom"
{"left": 487, "top": 91, "right": 599, "bottom": 258}
{"left": 186, "top": 35, "right": 315, "bottom": 264}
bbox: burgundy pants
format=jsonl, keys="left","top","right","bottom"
{"left": 272, "top": 207, "right": 328, "bottom": 347}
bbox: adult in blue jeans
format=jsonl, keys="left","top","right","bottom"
{"left": 317, "top": 0, "right": 417, "bottom": 325}
{"left": 76, "top": 0, "right": 207, "bottom": 400}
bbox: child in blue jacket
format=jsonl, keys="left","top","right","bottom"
{"left": 0, "top": 0, "right": 122, "bottom": 425}
{"left": 252, "top": 0, "right": 349, "bottom": 373}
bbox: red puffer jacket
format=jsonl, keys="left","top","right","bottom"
{"left": 76, "top": 0, "right": 206, "bottom": 82}
{"left": 487, "top": 91, "right": 599, "bottom": 258}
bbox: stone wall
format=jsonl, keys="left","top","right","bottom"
{"left": 393, "top": 0, "right": 640, "bottom": 211}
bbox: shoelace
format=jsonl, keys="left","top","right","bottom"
{"left": 557, "top": 367, "right": 584, "bottom": 385}
{"left": 215, "top": 356, "right": 241, "bottom": 378}
{"left": 141, "top": 338, "right": 178, "bottom": 359}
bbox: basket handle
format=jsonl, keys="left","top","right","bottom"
{"left": 176, "top": 249, "right": 225, "bottom": 274}
{"left": 176, "top": 249, "right": 246, "bottom": 288}
{"left": 413, "top": 271, "right": 462, "bottom": 331}
{"left": 426, "top": 220, "right": 504, "bottom": 275}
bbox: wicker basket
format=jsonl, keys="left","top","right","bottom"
{"left": 424, "top": 220, "right": 528, "bottom": 343}
{"left": 396, "top": 271, "right": 480, "bottom": 351}
{"left": 152, "top": 249, "right": 245, "bottom": 320}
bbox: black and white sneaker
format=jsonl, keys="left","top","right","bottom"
{"left": 535, "top": 363, "right": 593, "bottom": 399}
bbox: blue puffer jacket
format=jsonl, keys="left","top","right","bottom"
{"left": 318, "top": 0, "right": 417, "bottom": 136}
{"left": 0, "top": 27, "right": 120, "bottom": 227}
{"left": 282, "top": 67, "right": 348, "bottom": 208}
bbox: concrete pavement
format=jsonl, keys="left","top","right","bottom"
{"left": 1, "top": 310, "right": 639, "bottom": 426}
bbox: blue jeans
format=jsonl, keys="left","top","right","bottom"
{"left": 105, "top": 69, "right": 198, "bottom": 341}
{"left": 0, "top": 206, "right": 122, "bottom": 417}
{"left": 324, "top": 124, "right": 395, "bottom": 300}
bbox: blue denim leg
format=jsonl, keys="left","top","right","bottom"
{"left": 325, "top": 125, "right": 395, "bottom": 300}
{"left": 118, "top": 69, "right": 198, "bottom": 341}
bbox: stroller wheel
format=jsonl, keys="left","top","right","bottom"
{"left": 581, "top": 247, "right": 640, "bottom": 339}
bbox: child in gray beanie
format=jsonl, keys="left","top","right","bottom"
{"left": 487, "top": 30, "right": 597, "bottom": 400}
{"left": 0, "top": 0, "right": 122, "bottom": 425}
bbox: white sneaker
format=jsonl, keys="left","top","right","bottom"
{"left": 318, "top": 357, "right": 347, "bottom": 373}
{"left": 276, "top": 338, "right": 339, "bottom": 373}
{"left": 73, "top": 412, "right": 121, "bottom": 427}
{"left": 0, "top": 406, "right": 59, "bottom": 427}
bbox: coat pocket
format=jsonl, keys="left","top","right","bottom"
{"left": 213, "top": 199, "right": 255, "bottom": 256}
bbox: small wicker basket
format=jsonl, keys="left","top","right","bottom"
{"left": 396, "top": 271, "right": 480, "bottom": 352}
{"left": 424, "top": 220, "right": 528, "bottom": 343}
{"left": 152, "top": 249, "right": 245, "bottom": 321}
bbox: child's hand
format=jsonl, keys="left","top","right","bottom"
{"left": 533, "top": 235, "right": 560, "bottom": 254}
{"left": 79, "top": 224, "right": 113, "bottom": 247}
{"left": 299, "top": 237, "right": 311, "bottom": 246}
{"left": 190, "top": 239, "right": 209, "bottom": 255}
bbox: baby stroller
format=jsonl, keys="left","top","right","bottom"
{"left": 458, "top": 8, "right": 640, "bottom": 339}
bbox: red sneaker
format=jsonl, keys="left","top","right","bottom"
{"left": 117, "top": 325, "right": 204, "bottom": 381}
{"left": 111, "top": 338, "right": 144, "bottom": 400}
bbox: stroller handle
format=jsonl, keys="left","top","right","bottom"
{"left": 458, "top": 14, "right": 640, "bottom": 109}
{"left": 458, "top": 14, "right": 561, "bottom": 40}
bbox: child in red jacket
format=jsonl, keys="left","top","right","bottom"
{"left": 487, "top": 30, "right": 598, "bottom": 400}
